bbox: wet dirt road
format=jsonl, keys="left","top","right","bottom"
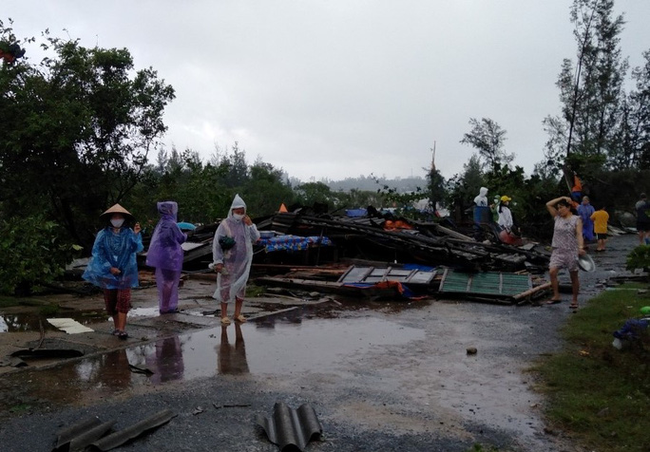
{"left": 0, "top": 234, "right": 641, "bottom": 451}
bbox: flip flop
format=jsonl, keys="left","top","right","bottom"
{"left": 235, "top": 315, "right": 247, "bottom": 323}
{"left": 569, "top": 303, "right": 579, "bottom": 310}
{"left": 546, "top": 299, "right": 562, "bottom": 305}
{"left": 221, "top": 317, "right": 231, "bottom": 325}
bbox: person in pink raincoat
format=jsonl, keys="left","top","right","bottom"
{"left": 146, "top": 201, "right": 187, "bottom": 314}
{"left": 211, "top": 194, "right": 260, "bottom": 325}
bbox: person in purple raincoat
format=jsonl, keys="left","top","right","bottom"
{"left": 211, "top": 194, "right": 260, "bottom": 325}
{"left": 146, "top": 201, "right": 187, "bottom": 314}
{"left": 576, "top": 196, "right": 595, "bottom": 242}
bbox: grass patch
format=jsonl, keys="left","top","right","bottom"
{"left": 534, "top": 284, "right": 650, "bottom": 452}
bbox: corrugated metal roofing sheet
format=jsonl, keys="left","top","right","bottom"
{"left": 439, "top": 269, "right": 531, "bottom": 297}
{"left": 257, "top": 402, "right": 322, "bottom": 452}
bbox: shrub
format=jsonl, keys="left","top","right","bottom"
{"left": 0, "top": 215, "right": 81, "bottom": 295}
{"left": 626, "top": 245, "right": 650, "bottom": 273}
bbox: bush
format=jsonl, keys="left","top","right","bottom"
{"left": 626, "top": 245, "right": 650, "bottom": 273}
{"left": 0, "top": 216, "right": 81, "bottom": 295}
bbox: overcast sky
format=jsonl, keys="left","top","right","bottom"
{"left": 6, "top": 1, "right": 650, "bottom": 182}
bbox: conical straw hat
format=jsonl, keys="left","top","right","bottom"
{"left": 100, "top": 203, "right": 134, "bottom": 220}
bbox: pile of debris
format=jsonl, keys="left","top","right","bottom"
{"left": 180, "top": 209, "right": 553, "bottom": 305}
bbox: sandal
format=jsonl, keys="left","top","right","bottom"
{"left": 235, "top": 315, "right": 247, "bottom": 323}
{"left": 221, "top": 317, "right": 231, "bottom": 325}
{"left": 569, "top": 303, "right": 579, "bottom": 310}
{"left": 118, "top": 331, "right": 129, "bottom": 340}
{"left": 545, "top": 299, "right": 562, "bottom": 305}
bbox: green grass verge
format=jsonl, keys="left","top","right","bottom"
{"left": 534, "top": 284, "right": 650, "bottom": 452}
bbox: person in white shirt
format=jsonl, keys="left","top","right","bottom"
{"left": 498, "top": 195, "right": 514, "bottom": 232}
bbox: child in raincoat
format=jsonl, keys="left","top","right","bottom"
{"left": 211, "top": 194, "right": 260, "bottom": 325}
{"left": 146, "top": 201, "right": 187, "bottom": 314}
{"left": 83, "top": 204, "right": 143, "bottom": 339}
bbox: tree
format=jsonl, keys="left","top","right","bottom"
{"left": 0, "top": 21, "right": 175, "bottom": 248}
{"left": 543, "top": 0, "right": 627, "bottom": 169}
{"left": 460, "top": 118, "right": 513, "bottom": 171}
{"left": 625, "top": 50, "right": 650, "bottom": 167}
{"left": 447, "top": 154, "right": 485, "bottom": 221}
{"left": 427, "top": 167, "right": 446, "bottom": 211}
{"left": 241, "top": 161, "right": 296, "bottom": 216}
{"left": 295, "top": 182, "right": 338, "bottom": 210}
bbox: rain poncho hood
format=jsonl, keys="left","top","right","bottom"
{"left": 146, "top": 201, "right": 187, "bottom": 271}
{"left": 83, "top": 223, "right": 143, "bottom": 290}
{"left": 212, "top": 194, "right": 261, "bottom": 303}
{"left": 474, "top": 187, "right": 489, "bottom": 206}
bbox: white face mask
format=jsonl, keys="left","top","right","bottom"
{"left": 232, "top": 213, "right": 245, "bottom": 221}
{"left": 111, "top": 218, "right": 125, "bottom": 228}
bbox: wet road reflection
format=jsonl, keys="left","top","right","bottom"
{"left": 2, "top": 315, "right": 424, "bottom": 408}
{"left": 218, "top": 324, "right": 249, "bottom": 375}
{"left": 0, "top": 312, "right": 108, "bottom": 333}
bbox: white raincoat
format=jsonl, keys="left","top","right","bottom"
{"left": 212, "top": 195, "right": 260, "bottom": 303}
{"left": 473, "top": 187, "right": 489, "bottom": 206}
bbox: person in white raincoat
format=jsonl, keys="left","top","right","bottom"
{"left": 212, "top": 194, "right": 260, "bottom": 325}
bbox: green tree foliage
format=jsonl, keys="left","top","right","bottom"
{"left": 0, "top": 216, "right": 80, "bottom": 295}
{"left": 427, "top": 167, "right": 446, "bottom": 211}
{"left": 624, "top": 50, "right": 650, "bottom": 168}
{"left": 448, "top": 155, "right": 485, "bottom": 220}
{"left": 542, "top": 0, "right": 628, "bottom": 170}
{"left": 240, "top": 161, "right": 296, "bottom": 216}
{"left": 0, "top": 21, "right": 175, "bottom": 249}
{"left": 127, "top": 143, "right": 297, "bottom": 226}
{"left": 294, "top": 182, "right": 338, "bottom": 210}
{"left": 626, "top": 245, "right": 650, "bottom": 273}
{"left": 460, "top": 118, "right": 514, "bottom": 171}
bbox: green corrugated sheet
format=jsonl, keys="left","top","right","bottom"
{"left": 439, "top": 269, "right": 531, "bottom": 297}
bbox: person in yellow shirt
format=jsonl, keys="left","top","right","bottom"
{"left": 590, "top": 205, "right": 610, "bottom": 252}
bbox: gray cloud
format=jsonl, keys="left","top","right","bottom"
{"left": 7, "top": 1, "right": 650, "bottom": 181}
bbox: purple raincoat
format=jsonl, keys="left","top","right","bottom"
{"left": 212, "top": 194, "right": 260, "bottom": 303}
{"left": 577, "top": 202, "right": 595, "bottom": 241}
{"left": 146, "top": 201, "right": 187, "bottom": 313}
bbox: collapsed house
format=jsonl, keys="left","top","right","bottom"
{"left": 177, "top": 209, "right": 552, "bottom": 304}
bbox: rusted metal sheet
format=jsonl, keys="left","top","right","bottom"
{"left": 257, "top": 402, "right": 322, "bottom": 452}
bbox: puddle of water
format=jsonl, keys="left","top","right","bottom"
{"left": 128, "top": 307, "right": 161, "bottom": 318}
{"left": 0, "top": 312, "right": 109, "bottom": 333}
{"left": 4, "top": 316, "right": 424, "bottom": 406}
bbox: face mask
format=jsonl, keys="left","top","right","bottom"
{"left": 232, "top": 213, "right": 244, "bottom": 221}
{"left": 111, "top": 219, "right": 125, "bottom": 228}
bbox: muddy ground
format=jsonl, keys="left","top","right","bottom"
{"left": 0, "top": 234, "right": 643, "bottom": 451}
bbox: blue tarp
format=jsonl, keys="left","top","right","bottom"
{"left": 345, "top": 209, "right": 367, "bottom": 217}
{"left": 257, "top": 235, "right": 333, "bottom": 253}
